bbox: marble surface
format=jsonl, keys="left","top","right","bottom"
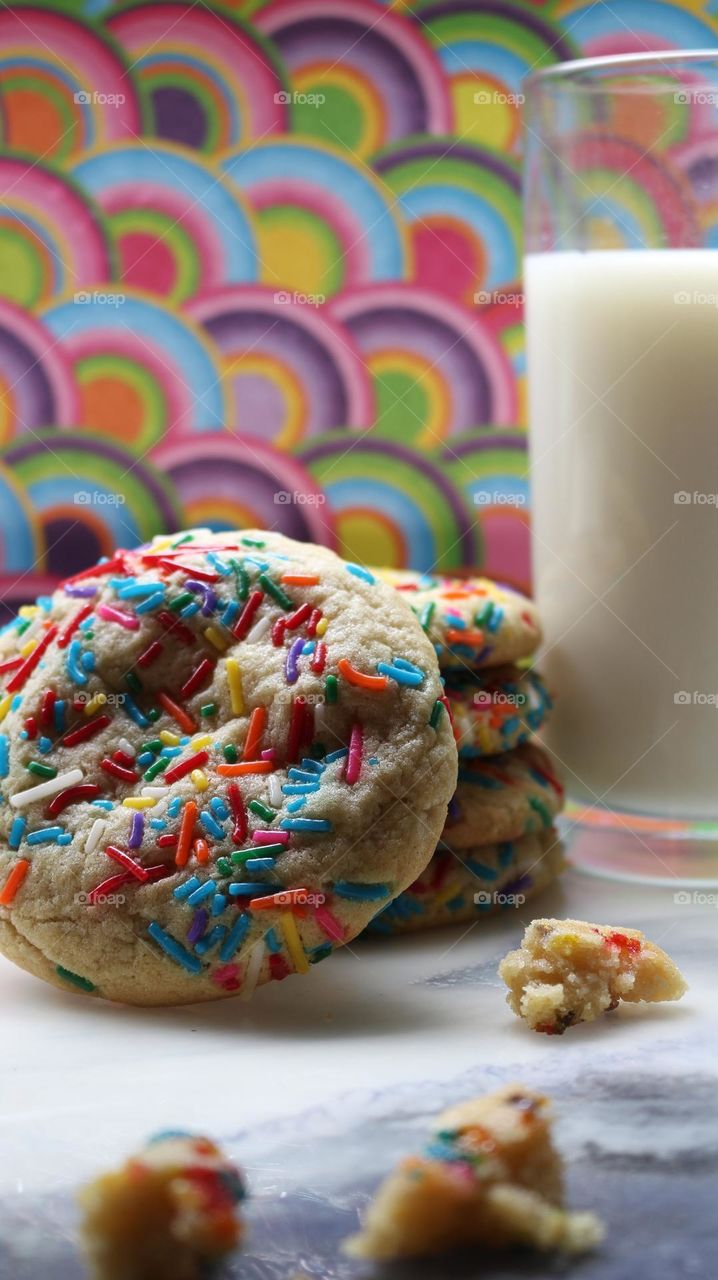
{"left": 0, "top": 863, "right": 716, "bottom": 1278}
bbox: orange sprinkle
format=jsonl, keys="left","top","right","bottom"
{"left": 0, "top": 858, "right": 30, "bottom": 905}
{"left": 175, "top": 801, "right": 197, "bottom": 867}
{"left": 337, "top": 658, "right": 388, "bottom": 691}
{"left": 445, "top": 628, "right": 484, "bottom": 646}
{"left": 249, "top": 888, "right": 310, "bottom": 911}
{"left": 193, "top": 838, "right": 210, "bottom": 865}
{"left": 243, "top": 705, "right": 267, "bottom": 760}
{"left": 157, "top": 690, "right": 196, "bottom": 734}
{"left": 216, "top": 760, "right": 272, "bottom": 777}
{"left": 280, "top": 573, "right": 320, "bottom": 586}
{"left": 440, "top": 590, "right": 474, "bottom": 599}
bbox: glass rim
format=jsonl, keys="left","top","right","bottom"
{"left": 525, "top": 48, "right": 718, "bottom": 91}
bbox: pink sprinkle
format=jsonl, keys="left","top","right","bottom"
{"left": 97, "top": 603, "right": 139, "bottom": 631}
{"left": 345, "top": 722, "right": 363, "bottom": 786}
{"left": 252, "top": 830, "right": 290, "bottom": 846}
{"left": 260, "top": 748, "right": 277, "bottom": 761}
{"left": 314, "top": 904, "right": 345, "bottom": 942}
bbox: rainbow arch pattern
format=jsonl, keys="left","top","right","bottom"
{"left": 0, "top": 0, "right": 715, "bottom": 603}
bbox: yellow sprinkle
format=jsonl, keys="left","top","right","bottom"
{"left": 122, "top": 796, "right": 158, "bottom": 810}
{"left": 191, "top": 769, "right": 209, "bottom": 791}
{"left": 204, "top": 626, "right": 228, "bottom": 651}
{"left": 0, "top": 695, "right": 12, "bottom": 724}
{"left": 159, "top": 730, "right": 180, "bottom": 746}
{"left": 189, "top": 734, "right": 211, "bottom": 750}
{"left": 315, "top": 618, "right": 328, "bottom": 636}
{"left": 20, "top": 638, "right": 37, "bottom": 657}
{"left": 225, "top": 657, "right": 244, "bottom": 716}
{"left": 19, "top": 605, "right": 39, "bottom": 618}
{"left": 83, "top": 692, "right": 107, "bottom": 716}
{"left": 279, "top": 912, "right": 310, "bottom": 975}
{"left": 151, "top": 535, "right": 174, "bottom": 551}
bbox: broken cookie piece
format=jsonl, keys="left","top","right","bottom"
{"left": 499, "top": 917, "right": 687, "bottom": 1034}
{"left": 79, "top": 1130, "right": 246, "bottom": 1280}
{"left": 344, "top": 1084, "right": 603, "bottom": 1261}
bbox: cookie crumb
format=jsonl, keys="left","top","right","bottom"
{"left": 343, "top": 1084, "right": 603, "bottom": 1260}
{"left": 499, "top": 917, "right": 687, "bottom": 1034}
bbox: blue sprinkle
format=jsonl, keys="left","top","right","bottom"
{"left": 288, "top": 768, "right": 320, "bottom": 782}
{"left": 228, "top": 883, "right": 274, "bottom": 897}
{"left": 81, "top": 651, "right": 95, "bottom": 672}
{"left": 219, "top": 913, "right": 251, "bottom": 962}
{"left": 148, "top": 922, "right": 201, "bottom": 974}
{"left": 200, "top": 811, "right": 225, "bottom": 840}
{"left": 265, "top": 927, "right": 281, "bottom": 953}
{"left": 118, "top": 581, "right": 164, "bottom": 599}
{"left": 210, "top": 797, "right": 229, "bottom": 821}
{"left": 173, "top": 876, "right": 201, "bottom": 902}
{"left": 167, "top": 797, "right": 182, "bottom": 818}
{"left": 245, "top": 857, "right": 276, "bottom": 871}
{"left": 464, "top": 857, "right": 498, "bottom": 880}
{"left": 110, "top": 576, "right": 135, "bottom": 589}
{"left": 10, "top": 695, "right": 22, "bottom": 711}
{"left": 180, "top": 601, "right": 201, "bottom": 618}
{"left": 149, "top": 818, "right": 167, "bottom": 831}
{"left": 26, "top": 826, "right": 67, "bottom": 846}
{"left": 207, "top": 553, "right": 232, "bottom": 576}
{"left": 195, "top": 925, "right": 227, "bottom": 956}
{"left": 301, "top": 641, "right": 315, "bottom": 655}
{"left": 8, "top": 816, "right": 26, "bottom": 849}
{"left": 368, "top": 756, "right": 379, "bottom": 765}
{"left": 286, "top": 797, "right": 306, "bottom": 812}
{"left": 392, "top": 657, "right": 424, "bottom": 674}
{"left": 280, "top": 818, "right": 332, "bottom": 833}
{"left": 211, "top": 893, "right": 227, "bottom": 917}
{"left": 66, "top": 640, "right": 87, "bottom": 685}
{"left": 53, "top": 700, "right": 66, "bottom": 731}
{"left": 179, "top": 735, "right": 191, "bottom": 746}
{"left": 160, "top": 746, "right": 182, "bottom": 758}
{"left": 333, "top": 881, "right": 391, "bottom": 901}
{"left": 38, "top": 736, "right": 52, "bottom": 755}
{"left": 486, "top": 605, "right": 504, "bottom": 633}
{"left": 19, "top": 731, "right": 28, "bottom": 741}
{"left": 135, "top": 590, "right": 166, "bottom": 615}
{"left": 91, "top": 799, "right": 114, "bottom": 811}
{"left": 324, "top": 748, "right": 348, "bottom": 764}
{"left": 122, "top": 695, "right": 150, "bottom": 729}
{"left": 221, "top": 601, "right": 240, "bottom": 628}
{"left": 137, "top": 751, "right": 154, "bottom": 768}
{"left": 300, "top": 758, "right": 326, "bottom": 774}
{"left": 187, "top": 880, "right": 217, "bottom": 907}
{"left": 78, "top": 616, "right": 94, "bottom": 632}
{"left": 36, "top": 595, "right": 53, "bottom": 611}
{"left": 282, "top": 783, "right": 320, "bottom": 795}
{"left": 346, "top": 563, "right": 375, "bottom": 584}
{"left": 57, "top": 833, "right": 73, "bottom": 845}
{"left": 0, "top": 735, "right": 8, "bottom": 778}
{"left": 376, "top": 661, "right": 423, "bottom": 687}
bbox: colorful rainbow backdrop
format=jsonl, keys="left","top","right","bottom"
{"left": 0, "top": 0, "right": 715, "bottom": 593}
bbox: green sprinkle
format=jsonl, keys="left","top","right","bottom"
{"left": 325, "top": 674, "right": 338, "bottom": 704}
{"left": 55, "top": 965, "right": 95, "bottom": 993}
{"left": 228, "top": 558, "right": 249, "bottom": 601}
{"left": 419, "top": 601, "right": 436, "bottom": 631}
{"left": 200, "top": 703, "right": 217, "bottom": 717}
{"left": 529, "top": 796, "right": 553, "bottom": 827}
{"left": 231, "top": 843, "right": 285, "bottom": 864}
{"left": 258, "top": 572, "right": 293, "bottom": 609}
{"left": 248, "top": 799, "right": 275, "bottom": 822}
{"left": 429, "top": 699, "right": 445, "bottom": 729}
{"left": 126, "top": 671, "right": 142, "bottom": 694}
{"left": 474, "top": 601, "right": 495, "bottom": 628}
{"left": 27, "top": 761, "right": 57, "bottom": 779}
{"left": 144, "top": 757, "right": 168, "bottom": 782}
{"left": 216, "top": 857, "right": 233, "bottom": 877}
{"left": 168, "top": 591, "right": 195, "bottom": 612}
{"left": 223, "top": 744, "right": 238, "bottom": 763}
{"left": 16, "top": 618, "right": 32, "bottom": 636}
{"left": 147, "top": 708, "right": 160, "bottom": 722}
{"left": 241, "top": 536, "right": 266, "bottom": 548}
{"left": 173, "top": 533, "right": 194, "bottom": 547}
{"left": 142, "top": 739, "right": 163, "bottom": 754}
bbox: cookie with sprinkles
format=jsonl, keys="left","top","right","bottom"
{"left": 0, "top": 529, "right": 457, "bottom": 1004}
{"left": 375, "top": 569, "right": 541, "bottom": 671}
{"left": 441, "top": 742, "right": 564, "bottom": 850}
{"left": 366, "top": 828, "right": 565, "bottom": 935}
{"left": 444, "top": 665, "right": 552, "bottom": 758}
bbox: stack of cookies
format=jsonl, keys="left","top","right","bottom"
{"left": 368, "top": 570, "right": 565, "bottom": 934}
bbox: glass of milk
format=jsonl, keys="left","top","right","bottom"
{"left": 524, "top": 52, "right": 718, "bottom": 882}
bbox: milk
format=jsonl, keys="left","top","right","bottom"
{"left": 526, "top": 250, "right": 718, "bottom": 819}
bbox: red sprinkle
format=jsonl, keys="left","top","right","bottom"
{"left": 227, "top": 782, "right": 247, "bottom": 844}
{"left": 112, "top": 750, "right": 135, "bottom": 768}
{"left": 155, "top": 558, "right": 218, "bottom": 583}
{"left": 0, "top": 656, "right": 23, "bottom": 674}
{"left": 87, "top": 862, "right": 170, "bottom": 904}
{"left": 137, "top": 640, "right": 163, "bottom": 669}
{"left": 286, "top": 696, "right": 309, "bottom": 764}
{"left": 101, "top": 758, "right": 139, "bottom": 783}
{"left": 607, "top": 931, "right": 641, "bottom": 953}
{"left": 271, "top": 618, "right": 287, "bottom": 647}
{"left": 62, "top": 555, "right": 126, "bottom": 585}
{"left": 156, "top": 833, "right": 178, "bottom": 848}
{"left": 6, "top": 625, "right": 58, "bottom": 693}
{"left": 104, "top": 845, "right": 149, "bottom": 882}
{"left": 46, "top": 783, "right": 101, "bottom": 818}
{"left": 62, "top": 713, "right": 111, "bottom": 748}
{"left": 285, "top": 602, "right": 311, "bottom": 631}
{"left": 157, "top": 611, "right": 195, "bottom": 647}
{"left": 268, "top": 954, "right": 291, "bottom": 981}
{"left": 57, "top": 604, "right": 94, "bottom": 649}
{"left": 233, "top": 590, "right": 264, "bottom": 640}
{"left": 163, "top": 750, "right": 209, "bottom": 785}
{"left": 40, "top": 689, "right": 56, "bottom": 727}
{"left": 23, "top": 716, "right": 37, "bottom": 740}
{"left": 180, "top": 657, "right": 215, "bottom": 700}
{"left": 345, "top": 722, "right": 363, "bottom": 786}
{"left": 305, "top": 608, "right": 322, "bottom": 638}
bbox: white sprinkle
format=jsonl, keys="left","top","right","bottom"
{"left": 267, "top": 774, "right": 282, "bottom": 808}
{"left": 85, "top": 818, "right": 106, "bottom": 855}
{"left": 10, "top": 768, "right": 84, "bottom": 808}
{"left": 141, "top": 786, "right": 168, "bottom": 798}
{"left": 117, "top": 737, "right": 136, "bottom": 758}
{"left": 240, "top": 939, "right": 265, "bottom": 1002}
{"left": 245, "top": 615, "right": 270, "bottom": 643}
